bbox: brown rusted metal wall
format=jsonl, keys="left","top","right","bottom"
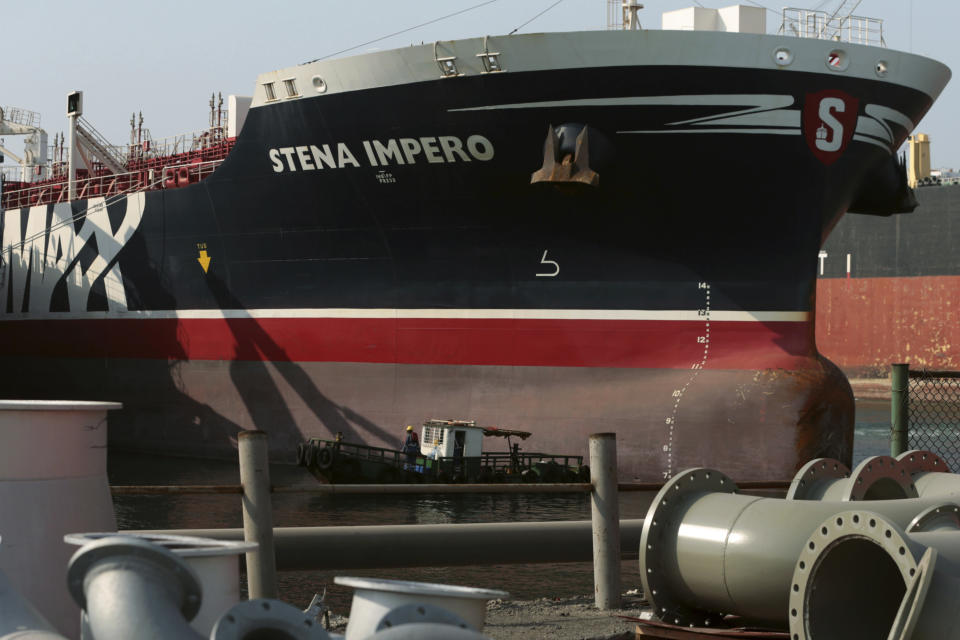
{"left": 816, "top": 275, "right": 960, "bottom": 375}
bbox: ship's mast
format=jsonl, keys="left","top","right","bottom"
{"left": 607, "top": 0, "right": 643, "bottom": 30}
{"left": 67, "top": 91, "right": 82, "bottom": 200}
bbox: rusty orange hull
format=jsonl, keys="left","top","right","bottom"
{"left": 817, "top": 275, "right": 960, "bottom": 375}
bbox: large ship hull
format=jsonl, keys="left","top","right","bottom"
{"left": 817, "top": 185, "right": 960, "bottom": 375}
{"left": 0, "top": 30, "right": 949, "bottom": 480}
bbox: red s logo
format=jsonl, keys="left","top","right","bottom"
{"left": 804, "top": 90, "right": 859, "bottom": 165}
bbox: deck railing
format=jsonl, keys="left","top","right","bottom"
{"left": 1, "top": 157, "right": 226, "bottom": 209}
{"left": 781, "top": 8, "right": 885, "bottom": 46}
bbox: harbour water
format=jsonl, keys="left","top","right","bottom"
{"left": 108, "top": 398, "right": 898, "bottom": 613}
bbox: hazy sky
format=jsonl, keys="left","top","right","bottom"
{"left": 3, "top": 0, "right": 958, "bottom": 166}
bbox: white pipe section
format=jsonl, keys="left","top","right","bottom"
{"left": 0, "top": 400, "right": 120, "bottom": 638}
{"left": 335, "top": 577, "right": 506, "bottom": 640}
{"left": 66, "top": 537, "right": 205, "bottom": 640}
{"left": 64, "top": 533, "right": 255, "bottom": 637}
{"left": 0, "top": 566, "right": 69, "bottom": 640}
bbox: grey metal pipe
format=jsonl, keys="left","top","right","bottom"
{"left": 639, "top": 468, "right": 959, "bottom": 628}
{"left": 891, "top": 363, "right": 910, "bottom": 457}
{"left": 590, "top": 433, "right": 620, "bottom": 610}
{"left": 786, "top": 456, "right": 917, "bottom": 501}
{"left": 889, "top": 538, "right": 960, "bottom": 640}
{"left": 892, "top": 450, "right": 960, "bottom": 500}
{"left": 898, "top": 450, "right": 951, "bottom": 475}
{"left": 133, "top": 519, "right": 645, "bottom": 571}
{"left": 210, "top": 598, "right": 330, "bottom": 639}
{"left": 239, "top": 430, "right": 278, "bottom": 599}
{"left": 0, "top": 569, "right": 68, "bottom": 640}
{"left": 789, "top": 510, "right": 960, "bottom": 640}
{"left": 66, "top": 536, "right": 205, "bottom": 640}
{"left": 111, "top": 481, "right": 787, "bottom": 495}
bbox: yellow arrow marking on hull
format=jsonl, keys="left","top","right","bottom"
{"left": 198, "top": 250, "right": 211, "bottom": 273}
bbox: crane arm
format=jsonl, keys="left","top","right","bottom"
{"left": 0, "top": 143, "right": 23, "bottom": 164}
{"left": 0, "top": 121, "right": 40, "bottom": 137}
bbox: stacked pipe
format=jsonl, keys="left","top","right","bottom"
{"left": 639, "top": 451, "right": 960, "bottom": 639}
{"left": 64, "top": 535, "right": 499, "bottom": 639}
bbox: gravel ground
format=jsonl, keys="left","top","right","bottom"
{"left": 325, "top": 591, "right": 647, "bottom": 639}
{"left": 484, "top": 592, "right": 647, "bottom": 640}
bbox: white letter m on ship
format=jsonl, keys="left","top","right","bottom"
{"left": 0, "top": 192, "right": 145, "bottom": 314}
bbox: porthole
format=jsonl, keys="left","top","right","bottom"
{"left": 773, "top": 47, "right": 793, "bottom": 66}
{"left": 826, "top": 49, "right": 849, "bottom": 72}
{"left": 875, "top": 60, "right": 889, "bottom": 77}
{"left": 312, "top": 75, "right": 327, "bottom": 93}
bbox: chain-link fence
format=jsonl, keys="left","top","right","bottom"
{"left": 907, "top": 369, "right": 960, "bottom": 470}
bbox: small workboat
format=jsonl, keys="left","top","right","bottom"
{"left": 296, "top": 419, "right": 589, "bottom": 484}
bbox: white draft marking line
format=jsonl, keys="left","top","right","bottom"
{"left": 0, "top": 308, "right": 809, "bottom": 322}
{"left": 664, "top": 282, "right": 712, "bottom": 478}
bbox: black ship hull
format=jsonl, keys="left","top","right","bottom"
{"left": 0, "top": 30, "right": 949, "bottom": 480}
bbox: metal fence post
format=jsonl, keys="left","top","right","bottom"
{"left": 238, "top": 430, "right": 277, "bottom": 599}
{"left": 590, "top": 432, "right": 620, "bottom": 610}
{"left": 891, "top": 363, "right": 910, "bottom": 457}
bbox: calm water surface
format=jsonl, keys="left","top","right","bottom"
{"left": 107, "top": 398, "right": 897, "bottom": 612}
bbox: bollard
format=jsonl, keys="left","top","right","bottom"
{"left": 590, "top": 432, "right": 621, "bottom": 610}
{"left": 238, "top": 430, "right": 278, "bottom": 599}
{"left": 891, "top": 363, "right": 910, "bottom": 457}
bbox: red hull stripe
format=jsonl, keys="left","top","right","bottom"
{"left": 0, "top": 317, "right": 813, "bottom": 369}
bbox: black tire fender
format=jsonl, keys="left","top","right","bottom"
{"left": 316, "top": 446, "right": 334, "bottom": 470}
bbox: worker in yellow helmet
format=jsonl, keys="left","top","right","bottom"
{"left": 402, "top": 425, "right": 420, "bottom": 470}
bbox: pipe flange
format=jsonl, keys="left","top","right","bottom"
{"left": 843, "top": 455, "right": 918, "bottom": 501}
{"left": 640, "top": 468, "right": 737, "bottom": 628}
{"left": 210, "top": 599, "right": 330, "bottom": 639}
{"left": 786, "top": 458, "right": 850, "bottom": 500}
{"left": 66, "top": 536, "right": 202, "bottom": 620}
{"left": 376, "top": 603, "right": 472, "bottom": 631}
{"left": 64, "top": 532, "right": 258, "bottom": 556}
{"left": 907, "top": 503, "right": 960, "bottom": 532}
{"left": 896, "top": 450, "right": 951, "bottom": 475}
{"left": 887, "top": 546, "right": 938, "bottom": 640}
{"left": 788, "top": 510, "right": 920, "bottom": 640}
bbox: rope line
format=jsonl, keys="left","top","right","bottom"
{"left": 312, "top": 0, "right": 502, "bottom": 62}
{"left": 509, "top": 0, "right": 566, "bottom": 35}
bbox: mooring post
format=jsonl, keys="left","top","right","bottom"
{"left": 590, "top": 432, "right": 621, "bottom": 610}
{"left": 238, "top": 430, "right": 277, "bottom": 599}
{"left": 890, "top": 363, "right": 910, "bottom": 457}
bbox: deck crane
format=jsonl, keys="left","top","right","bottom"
{"left": 0, "top": 106, "right": 48, "bottom": 182}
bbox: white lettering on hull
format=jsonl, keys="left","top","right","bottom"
{"left": 268, "top": 134, "right": 494, "bottom": 172}
{"left": 0, "top": 192, "right": 146, "bottom": 314}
